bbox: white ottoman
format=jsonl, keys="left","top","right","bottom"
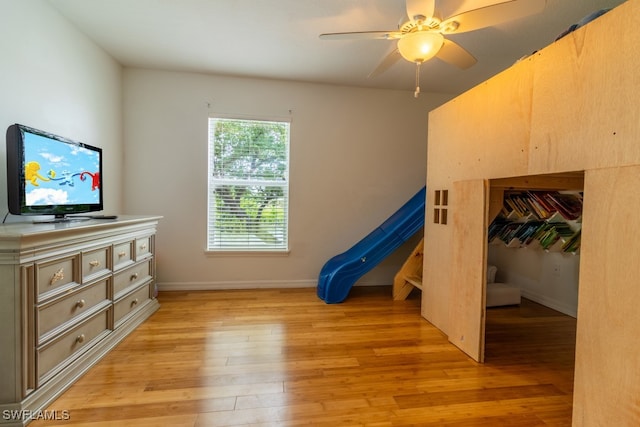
{"left": 486, "top": 264, "right": 521, "bottom": 307}
{"left": 486, "top": 282, "right": 521, "bottom": 307}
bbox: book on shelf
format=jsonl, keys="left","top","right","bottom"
{"left": 546, "top": 192, "right": 582, "bottom": 220}
{"left": 489, "top": 190, "right": 583, "bottom": 252}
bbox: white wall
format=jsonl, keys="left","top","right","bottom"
{"left": 0, "top": 0, "right": 123, "bottom": 220}
{"left": 488, "top": 245, "right": 580, "bottom": 317}
{"left": 123, "top": 69, "right": 452, "bottom": 290}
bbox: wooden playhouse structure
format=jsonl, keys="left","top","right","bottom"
{"left": 418, "top": 1, "right": 640, "bottom": 425}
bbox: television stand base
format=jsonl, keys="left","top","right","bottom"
{"left": 32, "top": 216, "right": 91, "bottom": 224}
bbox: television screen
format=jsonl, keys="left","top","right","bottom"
{"left": 6, "top": 124, "right": 103, "bottom": 219}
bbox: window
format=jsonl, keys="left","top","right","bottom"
{"left": 207, "top": 116, "right": 290, "bottom": 251}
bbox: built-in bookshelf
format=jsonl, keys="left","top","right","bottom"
{"left": 488, "top": 191, "right": 582, "bottom": 254}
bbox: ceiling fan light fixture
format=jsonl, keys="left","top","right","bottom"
{"left": 397, "top": 31, "right": 444, "bottom": 63}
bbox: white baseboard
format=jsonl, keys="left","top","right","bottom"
{"left": 157, "top": 279, "right": 389, "bottom": 292}
{"left": 520, "top": 289, "right": 577, "bottom": 318}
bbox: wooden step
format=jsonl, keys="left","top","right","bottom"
{"left": 404, "top": 275, "right": 423, "bottom": 290}
{"left": 393, "top": 238, "right": 424, "bottom": 301}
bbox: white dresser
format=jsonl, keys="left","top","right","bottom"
{"left": 0, "top": 216, "right": 161, "bottom": 426}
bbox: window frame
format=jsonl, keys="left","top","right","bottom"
{"left": 206, "top": 114, "right": 291, "bottom": 253}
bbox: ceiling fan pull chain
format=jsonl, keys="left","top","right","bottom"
{"left": 414, "top": 62, "right": 421, "bottom": 98}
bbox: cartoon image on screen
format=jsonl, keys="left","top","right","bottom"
{"left": 23, "top": 131, "right": 101, "bottom": 208}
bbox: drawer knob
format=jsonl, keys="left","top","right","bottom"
{"left": 76, "top": 334, "right": 85, "bottom": 344}
{"left": 76, "top": 299, "right": 86, "bottom": 308}
{"left": 50, "top": 268, "right": 64, "bottom": 286}
{"left": 118, "top": 251, "right": 127, "bottom": 258}
{"left": 130, "top": 273, "right": 139, "bottom": 281}
{"left": 131, "top": 298, "right": 139, "bottom": 307}
{"left": 89, "top": 259, "right": 101, "bottom": 268}
{"left": 139, "top": 243, "right": 148, "bottom": 251}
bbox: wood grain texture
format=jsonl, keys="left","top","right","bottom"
{"left": 572, "top": 166, "right": 640, "bottom": 426}
{"left": 31, "top": 288, "right": 575, "bottom": 426}
{"left": 529, "top": 0, "right": 640, "bottom": 174}
{"left": 448, "top": 180, "right": 488, "bottom": 362}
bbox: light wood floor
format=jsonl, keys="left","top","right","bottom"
{"left": 33, "top": 287, "right": 576, "bottom": 426}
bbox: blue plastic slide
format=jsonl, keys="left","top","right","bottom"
{"left": 317, "top": 186, "right": 426, "bottom": 303}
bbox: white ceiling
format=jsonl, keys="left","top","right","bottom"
{"left": 48, "top": 0, "right": 626, "bottom": 95}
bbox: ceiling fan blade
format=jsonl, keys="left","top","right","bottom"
{"left": 319, "top": 31, "right": 401, "bottom": 40}
{"left": 436, "top": 39, "right": 477, "bottom": 69}
{"left": 440, "top": 0, "right": 546, "bottom": 34}
{"left": 368, "top": 48, "right": 402, "bottom": 79}
{"left": 406, "top": 0, "right": 435, "bottom": 22}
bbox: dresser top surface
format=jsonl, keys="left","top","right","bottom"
{"left": 0, "top": 215, "right": 162, "bottom": 241}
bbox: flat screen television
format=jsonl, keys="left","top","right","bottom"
{"left": 6, "top": 123, "right": 103, "bottom": 221}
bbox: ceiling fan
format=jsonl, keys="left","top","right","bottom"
{"left": 320, "top": 0, "right": 546, "bottom": 97}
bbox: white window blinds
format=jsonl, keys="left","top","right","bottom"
{"left": 207, "top": 117, "right": 290, "bottom": 251}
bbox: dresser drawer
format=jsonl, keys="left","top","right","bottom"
{"left": 113, "top": 240, "right": 134, "bottom": 271}
{"left": 82, "top": 246, "right": 111, "bottom": 283}
{"left": 37, "top": 308, "right": 110, "bottom": 386}
{"left": 36, "top": 255, "right": 80, "bottom": 300}
{"left": 114, "top": 284, "right": 151, "bottom": 327}
{"left": 37, "top": 279, "right": 110, "bottom": 344}
{"left": 135, "top": 236, "right": 152, "bottom": 260}
{"left": 113, "top": 259, "right": 152, "bottom": 299}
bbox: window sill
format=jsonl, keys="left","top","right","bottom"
{"left": 204, "top": 250, "right": 290, "bottom": 257}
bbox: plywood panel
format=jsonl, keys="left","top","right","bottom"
{"left": 447, "top": 180, "right": 488, "bottom": 362}
{"left": 427, "top": 57, "right": 533, "bottom": 184}
{"left": 491, "top": 173, "right": 584, "bottom": 191}
{"left": 488, "top": 187, "right": 504, "bottom": 225}
{"left": 422, "top": 189, "right": 454, "bottom": 333}
{"left": 529, "top": 0, "right": 640, "bottom": 174}
{"left": 573, "top": 166, "right": 640, "bottom": 426}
